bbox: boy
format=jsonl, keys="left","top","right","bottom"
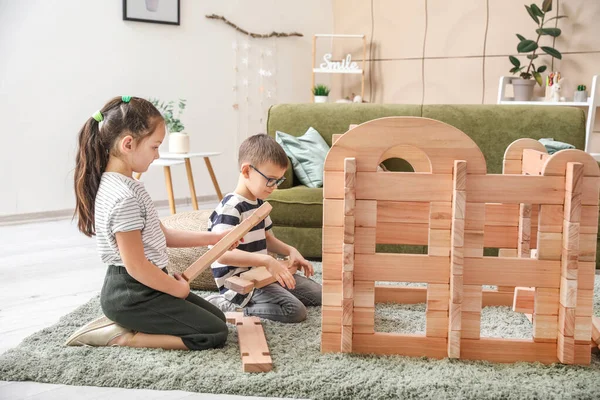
{"left": 205, "top": 134, "right": 322, "bottom": 322}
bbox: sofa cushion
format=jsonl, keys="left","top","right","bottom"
{"left": 276, "top": 127, "right": 330, "bottom": 188}
{"left": 268, "top": 185, "right": 323, "bottom": 228}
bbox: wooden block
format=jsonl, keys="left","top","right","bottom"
{"left": 504, "top": 139, "right": 548, "bottom": 161}
{"left": 322, "top": 279, "right": 342, "bottom": 307}
{"left": 577, "top": 262, "right": 595, "bottom": 290}
{"left": 498, "top": 248, "right": 518, "bottom": 257}
{"left": 321, "top": 306, "right": 342, "bottom": 333}
{"left": 355, "top": 254, "right": 450, "bottom": 284}
{"left": 580, "top": 206, "right": 599, "bottom": 234}
{"left": 323, "top": 171, "right": 343, "bottom": 199}
{"left": 465, "top": 203, "right": 485, "bottom": 231}
{"left": 224, "top": 276, "right": 254, "bottom": 295}
{"left": 321, "top": 332, "right": 341, "bottom": 353}
{"left": 354, "top": 280, "right": 375, "bottom": 308}
{"left": 183, "top": 202, "right": 272, "bottom": 281}
{"left": 522, "top": 149, "right": 549, "bottom": 176}
{"left": 512, "top": 287, "right": 535, "bottom": 314}
{"left": 322, "top": 252, "right": 342, "bottom": 280}
{"left": 355, "top": 227, "right": 376, "bottom": 254}
{"left": 332, "top": 133, "right": 343, "bottom": 144}
{"left": 225, "top": 312, "right": 273, "bottom": 372}
{"left": 451, "top": 246, "right": 464, "bottom": 275}
{"left": 574, "top": 315, "right": 592, "bottom": 343}
{"left": 344, "top": 157, "right": 356, "bottom": 188}
{"left": 461, "top": 338, "right": 558, "bottom": 364}
{"left": 375, "top": 285, "right": 427, "bottom": 304}
{"left": 240, "top": 267, "right": 276, "bottom": 289}
{"left": 451, "top": 219, "right": 465, "bottom": 248}
{"left": 503, "top": 159, "right": 522, "bottom": 173}
{"left": 430, "top": 202, "right": 452, "bottom": 229}
{"left": 355, "top": 200, "right": 377, "bottom": 227}
{"left": 563, "top": 192, "right": 582, "bottom": 223}
{"left": 452, "top": 191, "right": 467, "bottom": 220}
{"left": 376, "top": 222, "right": 428, "bottom": 245}
{"left": 538, "top": 205, "right": 564, "bottom": 233}
{"left": 449, "top": 302, "right": 461, "bottom": 331}
{"left": 342, "top": 298, "right": 353, "bottom": 325}
{"left": 562, "top": 220, "right": 580, "bottom": 252}
{"left": 581, "top": 177, "right": 600, "bottom": 206}
{"left": 426, "top": 310, "right": 449, "bottom": 338}
{"left": 557, "top": 333, "right": 575, "bottom": 364}
{"left": 453, "top": 160, "right": 467, "bottom": 191}
{"left": 463, "top": 285, "right": 483, "bottom": 312}
{"left": 353, "top": 307, "right": 375, "bottom": 334}
{"left": 353, "top": 333, "right": 448, "bottom": 359}
{"left": 377, "top": 201, "right": 429, "bottom": 224}
{"left": 428, "top": 228, "right": 451, "bottom": 256}
{"left": 565, "top": 162, "right": 584, "bottom": 195}
{"left": 533, "top": 314, "right": 558, "bottom": 342}
{"left": 482, "top": 290, "right": 516, "bottom": 307}
{"left": 520, "top": 203, "right": 532, "bottom": 218}
{"left": 355, "top": 172, "right": 453, "bottom": 202}
{"left": 342, "top": 271, "right": 353, "bottom": 299}
{"left": 536, "top": 232, "right": 563, "bottom": 260}
{"left": 322, "top": 226, "right": 343, "bottom": 254}
{"left": 558, "top": 306, "right": 576, "bottom": 337}
{"left": 592, "top": 316, "right": 600, "bottom": 345}
{"left": 341, "top": 324, "right": 352, "bottom": 353}
{"left": 463, "top": 257, "right": 560, "bottom": 287}
{"left": 576, "top": 289, "right": 593, "bottom": 317}
{"left": 534, "top": 288, "right": 559, "bottom": 315}
{"left": 463, "top": 230, "right": 484, "bottom": 258}
{"left": 561, "top": 247, "right": 579, "bottom": 280}
{"left": 518, "top": 215, "right": 531, "bottom": 258}
{"left": 579, "top": 233, "right": 597, "bottom": 262}
{"left": 343, "top": 243, "right": 354, "bottom": 273}
{"left": 559, "top": 277, "right": 578, "bottom": 308}
{"left": 343, "top": 216, "right": 355, "bottom": 244}
{"left": 463, "top": 311, "right": 481, "bottom": 339}
{"left": 484, "top": 225, "right": 518, "bottom": 248}
{"left": 574, "top": 343, "right": 592, "bottom": 365}
{"left": 486, "top": 203, "right": 520, "bottom": 226}
{"left": 450, "top": 274, "right": 463, "bottom": 304}
{"left": 427, "top": 283, "right": 450, "bottom": 311}
{"left": 466, "top": 175, "right": 565, "bottom": 204}
{"left": 447, "top": 330, "right": 461, "bottom": 359}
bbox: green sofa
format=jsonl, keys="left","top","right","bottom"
{"left": 266, "top": 103, "right": 597, "bottom": 265}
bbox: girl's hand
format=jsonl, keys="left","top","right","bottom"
{"left": 288, "top": 247, "right": 314, "bottom": 278}
{"left": 216, "top": 230, "right": 243, "bottom": 250}
{"left": 172, "top": 273, "right": 191, "bottom": 299}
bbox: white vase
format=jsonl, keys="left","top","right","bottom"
{"left": 314, "top": 95, "right": 328, "bottom": 103}
{"left": 145, "top": 0, "right": 159, "bottom": 12}
{"left": 169, "top": 132, "right": 190, "bottom": 153}
{"left": 574, "top": 91, "right": 588, "bottom": 102}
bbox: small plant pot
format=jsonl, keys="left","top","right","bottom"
{"left": 512, "top": 78, "right": 536, "bottom": 101}
{"left": 314, "top": 95, "right": 328, "bottom": 103}
{"left": 574, "top": 91, "right": 588, "bottom": 103}
{"left": 169, "top": 132, "right": 190, "bottom": 153}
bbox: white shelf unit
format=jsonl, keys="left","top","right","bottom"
{"left": 497, "top": 75, "right": 599, "bottom": 161}
{"left": 311, "top": 34, "right": 366, "bottom": 102}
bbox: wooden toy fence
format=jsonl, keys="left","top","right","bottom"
{"left": 321, "top": 117, "right": 599, "bottom": 364}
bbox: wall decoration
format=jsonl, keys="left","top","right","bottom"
{"left": 123, "top": 0, "right": 180, "bottom": 26}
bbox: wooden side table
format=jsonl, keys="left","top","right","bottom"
{"left": 135, "top": 152, "right": 224, "bottom": 214}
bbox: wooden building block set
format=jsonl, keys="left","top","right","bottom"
{"left": 321, "top": 117, "right": 600, "bottom": 364}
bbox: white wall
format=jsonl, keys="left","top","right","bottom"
{"left": 0, "top": 0, "right": 333, "bottom": 216}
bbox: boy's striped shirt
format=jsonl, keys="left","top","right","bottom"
{"left": 207, "top": 193, "right": 272, "bottom": 305}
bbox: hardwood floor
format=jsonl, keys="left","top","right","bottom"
{"left": 0, "top": 204, "right": 298, "bottom": 399}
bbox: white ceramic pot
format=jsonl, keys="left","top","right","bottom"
{"left": 169, "top": 132, "right": 190, "bottom": 153}
{"left": 574, "top": 91, "right": 588, "bottom": 102}
{"left": 314, "top": 95, "right": 328, "bottom": 103}
{"left": 512, "top": 78, "right": 536, "bottom": 101}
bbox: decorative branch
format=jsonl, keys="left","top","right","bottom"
{"left": 205, "top": 14, "right": 303, "bottom": 38}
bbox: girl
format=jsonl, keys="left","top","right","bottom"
{"left": 66, "top": 95, "right": 235, "bottom": 350}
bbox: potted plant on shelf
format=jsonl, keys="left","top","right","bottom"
{"left": 508, "top": 0, "right": 566, "bottom": 101}
{"left": 313, "top": 84, "right": 330, "bottom": 103}
{"left": 150, "top": 98, "right": 189, "bottom": 153}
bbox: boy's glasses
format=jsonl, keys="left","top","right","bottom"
{"left": 250, "top": 165, "right": 286, "bottom": 188}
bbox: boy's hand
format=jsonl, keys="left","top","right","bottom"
{"left": 216, "top": 230, "right": 243, "bottom": 250}
{"left": 266, "top": 258, "right": 296, "bottom": 289}
{"left": 172, "top": 273, "right": 191, "bottom": 299}
{"left": 288, "top": 247, "right": 314, "bottom": 278}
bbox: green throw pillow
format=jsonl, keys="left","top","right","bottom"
{"left": 275, "top": 127, "right": 330, "bottom": 188}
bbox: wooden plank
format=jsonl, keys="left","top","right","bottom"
{"left": 322, "top": 306, "right": 342, "bottom": 333}
{"left": 225, "top": 312, "right": 273, "bottom": 372}
{"left": 574, "top": 315, "right": 592, "bottom": 343}
{"left": 541, "top": 149, "right": 600, "bottom": 177}
{"left": 354, "top": 280, "right": 375, "bottom": 308}
{"left": 463, "top": 257, "right": 560, "bottom": 287}
{"left": 579, "top": 233, "right": 597, "bottom": 262}
{"left": 580, "top": 206, "right": 599, "bottom": 234}
{"left": 353, "top": 333, "right": 448, "bottom": 358}
{"left": 463, "top": 230, "right": 484, "bottom": 258}
{"left": 536, "top": 232, "right": 563, "bottom": 260}
{"left": 592, "top": 316, "right": 600, "bottom": 346}
{"left": 355, "top": 172, "right": 453, "bottom": 202}
{"left": 378, "top": 201, "right": 429, "bottom": 224}
{"left": 576, "top": 289, "right": 593, "bottom": 317}
{"left": 322, "top": 279, "right": 342, "bottom": 307}
{"left": 427, "top": 283, "right": 450, "bottom": 311}
{"left": 376, "top": 222, "right": 429, "bottom": 245}
{"left": 321, "top": 332, "right": 341, "bottom": 353}
{"left": 183, "top": 202, "right": 272, "bottom": 281}
{"left": 449, "top": 162, "right": 464, "bottom": 367}
{"left": 503, "top": 159, "right": 522, "bottom": 173}
{"left": 557, "top": 333, "right": 575, "bottom": 364}
{"left": 429, "top": 228, "right": 451, "bottom": 256}
{"left": 465, "top": 203, "right": 485, "bottom": 231}
{"left": 426, "top": 310, "right": 448, "bottom": 338}
{"left": 533, "top": 314, "right": 558, "bottom": 342}
{"left": 355, "top": 253, "right": 450, "bottom": 283}
{"left": 463, "top": 285, "right": 482, "bottom": 312}
{"left": 485, "top": 203, "right": 519, "bottom": 226}
{"left": 466, "top": 175, "right": 565, "bottom": 204}
{"left": 504, "top": 138, "right": 548, "bottom": 161}
{"left": 512, "top": 287, "right": 535, "bottom": 314}
{"left": 538, "top": 205, "right": 564, "bottom": 233}
{"left": 522, "top": 149, "right": 550, "bottom": 176}
{"left": 534, "top": 287, "right": 559, "bottom": 315}
{"left": 463, "top": 311, "right": 481, "bottom": 339}
{"left": 430, "top": 202, "right": 452, "bottom": 229}
{"left": 353, "top": 307, "right": 375, "bottom": 334}
{"left": 373, "top": 285, "right": 512, "bottom": 307}
{"left": 324, "top": 199, "right": 377, "bottom": 228}
{"left": 461, "top": 338, "right": 558, "bottom": 364}
{"left": 577, "top": 262, "right": 595, "bottom": 290}
{"left": 224, "top": 276, "right": 254, "bottom": 295}
{"left": 322, "top": 252, "right": 342, "bottom": 280}
{"left": 483, "top": 225, "right": 518, "bottom": 248}
{"left": 559, "top": 277, "right": 578, "bottom": 308}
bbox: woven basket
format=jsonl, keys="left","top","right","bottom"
{"left": 161, "top": 210, "right": 218, "bottom": 291}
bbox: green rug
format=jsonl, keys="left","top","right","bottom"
{"left": 2, "top": 263, "right": 600, "bottom": 399}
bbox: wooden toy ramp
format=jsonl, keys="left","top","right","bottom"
{"left": 321, "top": 116, "right": 600, "bottom": 365}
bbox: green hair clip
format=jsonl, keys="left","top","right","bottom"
{"left": 92, "top": 110, "right": 103, "bottom": 122}
{"left": 122, "top": 95, "right": 132, "bottom": 103}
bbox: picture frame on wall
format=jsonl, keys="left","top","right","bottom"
{"left": 123, "top": 0, "right": 180, "bottom": 26}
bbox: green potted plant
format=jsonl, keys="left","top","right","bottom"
{"left": 150, "top": 98, "right": 188, "bottom": 153}
{"left": 508, "top": 0, "right": 567, "bottom": 101}
{"left": 313, "top": 84, "right": 330, "bottom": 103}
{"left": 574, "top": 84, "right": 588, "bottom": 103}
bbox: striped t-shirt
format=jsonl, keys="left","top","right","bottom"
{"left": 207, "top": 193, "right": 273, "bottom": 305}
{"left": 95, "top": 172, "right": 168, "bottom": 269}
